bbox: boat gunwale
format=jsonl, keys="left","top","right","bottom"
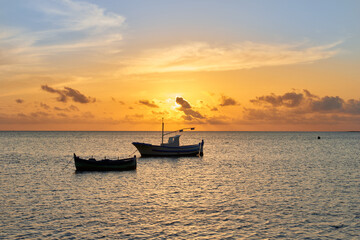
{"left": 132, "top": 142, "right": 200, "bottom": 149}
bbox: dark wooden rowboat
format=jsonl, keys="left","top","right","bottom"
{"left": 73, "top": 153, "right": 136, "bottom": 171}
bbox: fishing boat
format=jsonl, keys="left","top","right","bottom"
{"left": 132, "top": 120, "right": 204, "bottom": 157}
{"left": 73, "top": 154, "right": 136, "bottom": 171}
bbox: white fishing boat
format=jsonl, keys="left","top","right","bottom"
{"left": 132, "top": 120, "right": 204, "bottom": 157}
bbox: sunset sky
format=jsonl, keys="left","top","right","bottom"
{"left": 1, "top": 0, "right": 360, "bottom": 131}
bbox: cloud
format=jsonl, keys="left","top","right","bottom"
{"left": 124, "top": 41, "right": 342, "bottom": 74}
{"left": 243, "top": 89, "right": 360, "bottom": 126}
{"left": 82, "top": 112, "right": 95, "bottom": 118}
{"left": 0, "top": 0, "right": 125, "bottom": 77}
{"left": 40, "top": 102, "right": 50, "bottom": 110}
{"left": 0, "top": 111, "right": 122, "bottom": 128}
{"left": 242, "top": 107, "right": 360, "bottom": 128}
{"left": 152, "top": 110, "right": 169, "bottom": 115}
{"left": 57, "top": 113, "right": 68, "bottom": 118}
{"left": 176, "top": 97, "right": 192, "bottom": 109}
{"left": 0, "top": 27, "right": 36, "bottom": 67}
{"left": 125, "top": 114, "right": 144, "bottom": 120}
{"left": 243, "top": 108, "right": 283, "bottom": 122}
{"left": 344, "top": 99, "right": 360, "bottom": 115}
{"left": 54, "top": 105, "right": 79, "bottom": 112}
{"left": 54, "top": 107, "right": 68, "bottom": 111}
{"left": 307, "top": 96, "right": 360, "bottom": 115}
{"left": 303, "top": 89, "right": 319, "bottom": 99}
{"left": 112, "top": 97, "right": 125, "bottom": 104}
{"left": 69, "top": 105, "right": 79, "bottom": 111}
{"left": 15, "top": 99, "right": 24, "bottom": 104}
{"left": 39, "top": 0, "right": 125, "bottom": 31}
{"left": 176, "top": 97, "right": 205, "bottom": 121}
{"left": 206, "top": 115, "right": 229, "bottom": 125}
{"left": 63, "top": 87, "right": 95, "bottom": 103}
{"left": 249, "top": 89, "right": 360, "bottom": 114}
{"left": 310, "top": 96, "right": 344, "bottom": 112}
{"left": 250, "top": 91, "right": 304, "bottom": 108}
{"left": 30, "top": 111, "right": 50, "bottom": 118}
{"left": 219, "top": 95, "right": 238, "bottom": 107}
{"left": 41, "top": 85, "right": 96, "bottom": 103}
{"left": 139, "top": 100, "right": 159, "bottom": 108}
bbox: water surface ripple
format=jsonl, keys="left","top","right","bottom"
{"left": 0, "top": 131, "right": 359, "bottom": 239}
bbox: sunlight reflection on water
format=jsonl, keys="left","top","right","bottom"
{"left": 0, "top": 131, "right": 359, "bottom": 239}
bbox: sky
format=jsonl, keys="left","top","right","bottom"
{"left": 1, "top": 0, "right": 360, "bottom": 131}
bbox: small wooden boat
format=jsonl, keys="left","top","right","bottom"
{"left": 132, "top": 119, "right": 204, "bottom": 157}
{"left": 73, "top": 154, "right": 136, "bottom": 171}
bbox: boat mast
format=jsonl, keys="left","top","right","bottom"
{"left": 161, "top": 118, "right": 164, "bottom": 144}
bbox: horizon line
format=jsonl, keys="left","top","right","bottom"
{"left": 0, "top": 130, "right": 359, "bottom": 132}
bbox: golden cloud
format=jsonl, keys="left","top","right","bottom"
{"left": 123, "top": 41, "right": 342, "bottom": 74}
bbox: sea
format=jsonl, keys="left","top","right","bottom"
{"left": 0, "top": 131, "right": 359, "bottom": 239}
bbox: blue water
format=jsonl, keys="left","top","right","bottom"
{"left": 0, "top": 131, "right": 359, "bottom": 239}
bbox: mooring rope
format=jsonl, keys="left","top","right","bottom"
{"left": 128, "top": 149, "right": 138, "bottom": 157}
{"left": 62, "top": 156, "right": 73, "bottom": 170}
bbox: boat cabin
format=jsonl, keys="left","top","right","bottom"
{"left": 161, "top": 135, "right": 180, "bottom": 147}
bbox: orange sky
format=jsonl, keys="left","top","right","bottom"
{"left": 1, "top": 0, "right": 360, "bottom": 131}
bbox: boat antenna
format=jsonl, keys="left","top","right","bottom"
{"left": 161, "top": 118, "right": 164, "bottom": 145}
{"left": 162, "top": 127, "right": 195, "bottom": 137}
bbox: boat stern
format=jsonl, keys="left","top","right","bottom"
{"left": 199, "top": 140, "right": 204, "bottom": 156}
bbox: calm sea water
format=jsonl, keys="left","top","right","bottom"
{"left": 0, "top": 131, "right": 359, "bottom": 239}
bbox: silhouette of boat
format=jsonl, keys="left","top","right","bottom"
{"left": 132, "top": 119, "right": 204, "bottom": 157}
{"left": 73, "top": 154, "right": 136, "bottom": 171}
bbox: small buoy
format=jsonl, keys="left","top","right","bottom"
{"left": 318, "top": 136, "right": 321, "bottom": 139}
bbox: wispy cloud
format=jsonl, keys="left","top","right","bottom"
{"left": 219, "top": 95, "right": 238, "bottom": 107}
{"left": 125, "top": 114, "right": 144, "bottom": 120}
{"left": 206, "top": 115, "right": 230, "bottom": 125}
{"left": 152, "top": 110, "right": 169, "bottom": 115}
{"left": 38, "top": 0, "right": 125, "bottom": 31}
{"left": 54, "top": 105, "right": 79, "bottom": 112}
{"left": 124, "top": 41, "right": 342, "bottom": 74}
{"left": 40, "top": 103, "right": 51, "bottom": 110}
{"left": 111, "top": 97, "right": 125, "bottom": 104}
{"left": 0, "top": 0, "right": 125, "bottom": 73}
{"left": 0, "top": 27, "right": 39, "bottom": 67}
{"left": 30, "top": 111, "right": 50, "bottom": 118}
{"left": 0, "top": 111, "right": 121, "bottom": 128}
{"left": 41, "top": 85, "right": 96, "bottom": 103}
{"left": 139, "top": 100, "right": 159, "bottom": 108}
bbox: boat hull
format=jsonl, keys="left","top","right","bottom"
{"left": 132, "top": 141, "right": 204, "bottom": 157}
{"left": 74, "top": 154, "right": 136, "bottom": 171}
